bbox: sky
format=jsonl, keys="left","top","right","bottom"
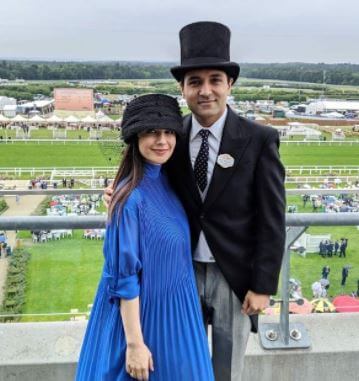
{"left": 1, "top": 0, "right": 358, "bottom": 64}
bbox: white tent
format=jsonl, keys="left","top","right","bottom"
{"left": 47, "top": 115, "right": 64, "bottom": 123}
{"left": 0, "top": 114, "right": 10, "bottom": 122}
{"left": 96, "top": 110, "right": 106, "bottom": 118}
{"left": 29, "top": 115, "right": 45, "bottom": 123}
{"left": 81, "top": 115, "right": 97, "bottom": 123}
{"left": 64, "top": 115, "right": 80, "bottom": 123}
{"left": 96, "top": 111, "right": 114, "bottom": 123}
{"left": 321, "top": 112, "right": 345, "bottom": 119}
{"left": 96, "top": 114, "right": 114, "bottom": 123}
{"left": 11, "top": 114, "right": 28, "bottom": 122}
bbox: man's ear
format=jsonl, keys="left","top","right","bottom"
{"left": 179, "top": 81, "right": 184, "bottom": 96}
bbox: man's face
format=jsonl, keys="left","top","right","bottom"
{"left": 181, "top": 69, "right": 232, "bottom": 127}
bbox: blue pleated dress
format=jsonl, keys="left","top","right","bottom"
{"left": 75, "top": 163, "right": 214, "bottom": 381}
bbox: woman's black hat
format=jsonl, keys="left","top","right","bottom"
{"left": 121, "top": 94, "right": 183, "bottom": 143}
{"left": 171, "top": 21, "right": 240, "bottom": 83}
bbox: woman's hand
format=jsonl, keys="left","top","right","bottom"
{"left": 103, "top": 185, "right": 113, "bottom": 209}
{"left": 126, "top": 342, "right": 154, "bottom": 381}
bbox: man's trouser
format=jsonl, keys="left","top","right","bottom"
{"left": 194, "top": 262, "right": 251, "bottom": 381}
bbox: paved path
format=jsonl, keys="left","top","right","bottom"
{"left": 0, "top": 195, "right": 45, "bottom": 305}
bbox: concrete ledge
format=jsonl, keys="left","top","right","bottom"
{"left": 243, "top": 313, "right": 359, "bottom": 381}
{"left": 0, "top": 314, "right": 358, "bottom": 381}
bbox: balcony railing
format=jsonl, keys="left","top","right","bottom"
{"left": 1, "top": 212, "right": 359, "bottom": 350}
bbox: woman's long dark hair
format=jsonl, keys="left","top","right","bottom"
{"left": 108, "top": 140, "right": 144, "bottom": 221}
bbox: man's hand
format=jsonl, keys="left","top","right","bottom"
{"left": 241, "top": 290, "right": 270, "bottom": 315}
{"left": 103, "top": 185, "right": 114, "bottom": 209}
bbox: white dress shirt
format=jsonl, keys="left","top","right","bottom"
{"left": 190, "top": 108, "right": 228, "bottom": 262}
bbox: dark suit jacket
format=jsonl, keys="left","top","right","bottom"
{"left": 166, "top": 107, "right": 286, "bottom": 332}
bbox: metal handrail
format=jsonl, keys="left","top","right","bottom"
{"left": 0, "top": 213, "right": 358, "bottom": 230}
{"left": 1, "top": 187, "right": 358, "bottom": 196}
{"left": 1, "top": 213, "right": 359, "bottom": 350}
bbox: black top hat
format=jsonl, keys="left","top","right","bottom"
{"left": 121, "top": 94, "right": 183, "bottom": 143}
{"left": 171, "top": 21, "right": 240, "bottom": 83}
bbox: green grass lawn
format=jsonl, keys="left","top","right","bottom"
{"left": 20, "top": 223, "right": 358, "bottom": 320}
{"left": 21, "top": 230, "right": 104, "bottom": 321}
{"left": 284, "top": 196, "right": 359, "bottom": 299}
{"left": 0, "top": 128, "right": 119, "bottom": 140}
{"left": 290, "top": 225, "right": 359, "bottom": 300}
{"left": 0, "top": 141, "right": 358, "bottom": 169}
{"left": 1, "top": 137, "right": 357, "bottom": 320}
{"left": 280, "top": 145, "right": 359, "bottom": 166}
{"left": 0, "top": 143, "right": 120, "bottom": 167}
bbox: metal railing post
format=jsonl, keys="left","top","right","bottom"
{"left": 259, "top": 226, "right": 311, "bottom": 349}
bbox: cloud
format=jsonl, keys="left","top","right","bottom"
{"left": 0, "top": 0, "right": 358, "bottom": 62}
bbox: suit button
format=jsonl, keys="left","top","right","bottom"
{"left": 200, "top": 213, "right": 205, "bottom": 219}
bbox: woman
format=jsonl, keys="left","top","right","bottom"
{"left": 76, "top": 94, "right": 214, "bottom": 381}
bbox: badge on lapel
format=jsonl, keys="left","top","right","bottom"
{"left": 217, "top": 153, "right": 235, "bottom": 168}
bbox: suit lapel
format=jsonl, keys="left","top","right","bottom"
{"left": 203, "top": 108, "right": 251, "bottom": 211}
{"left": 179, "top": 115, "right": 202, "bottom": 206}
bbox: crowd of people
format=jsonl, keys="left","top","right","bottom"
{"left": 311, "top": 263, "right": 355, "bottom": 298}
{"left": 319, "top": 238, "right": 349, "bottom": 257}
{"left": 302, "top": 193, "right": 359, "bottom": 213}
{"left": 47, "top": 194, "right": 102, "bottom": 217}
{"left": 62, "top": 178, "right": 75, "bottom": 188}
{"left": 29, "top": 177, "right": 53, "bottom": 189}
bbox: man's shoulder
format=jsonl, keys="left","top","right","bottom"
{"left": 238, "top": 115, "right": 278, "bottom": 139}
{"left": 226, "top": 109, "right": 279, "bottom": 141}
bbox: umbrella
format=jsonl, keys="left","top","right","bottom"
{"left": 289, "top": 298, "right": 313, "bottom": 314}
{"left": 333, "top": 295, "right": 359, "bottom": 313}
{"left": 310, "top": 298, "right": 336, "bottom": 313}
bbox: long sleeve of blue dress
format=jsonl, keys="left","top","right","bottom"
{"left": 104, "top": 191, "right": 143, "bottom": 302}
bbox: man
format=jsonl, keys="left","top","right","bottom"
{"left": 106, "top": 22, "right": 285, "bottom": 381}
{"left": 341, "top": 266, "right": 349, "bottom": 286}
{"left": 322, "top": 265, "right": 330, "bottom": 279}
{"left": 168, "top": 22, "right": 285, "bottom": 380}
{"left": 334, "top": 240, "right": 339, "bottom": 255}
{"left": 339, "top": 238, "right": 346, "bottom": 258}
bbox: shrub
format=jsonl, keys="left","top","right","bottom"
{"left": 0, "top": 249, "right": 31, "bottom": 322}
{"left": 0, "top": 198, "right": 8, "bottom": 214}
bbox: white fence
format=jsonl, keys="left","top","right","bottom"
{"left": 281, "top": 140, "right": 359, "bottom": 146}
{"left": 286, "top": 165, "right": 359, "bottom": 175}
{"left": 0, "top": 139, "right": 120, "bottom": 145}
{"left": 1, "top": 165, "right": 359, "bottom": 182}
{"left": 0, "top": 166, "right": 118, "bottom": 178}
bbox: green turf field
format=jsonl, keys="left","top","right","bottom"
{"left": 0, "top": 128, "right": 119, "bottom": 140}
{"left": 21, "top": 230, "right": 104, "bottom": 322}
{"left": 1, "top": 138, "right": 357, "bottom": 320}
{"left": 0, "top": 141, "right": 358, "bottom": 168}
{"left": 290, "top": 225, "right": 359, "bottom": 300}
{"left": 20, "top": 223, "right": 358, "bottom": 319}
{"left": 280, "top": 145, "right": 359, "bottom": 166}
{"left": 0, "top": 143, "right": 121, "bottom": 167}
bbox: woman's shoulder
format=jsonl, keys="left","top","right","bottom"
{"left": 108, "top": 188, "right": 142, "bottom": 227}
{"left": 123, "top": 188, "right": 143, "bottom": 211}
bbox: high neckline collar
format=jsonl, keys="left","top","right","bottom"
{"left": 144, "top": 162, "right": 162, "bottom": 179}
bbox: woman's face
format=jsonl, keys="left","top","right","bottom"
{"left": 138, "top": 129, "right": 176, "bottom": 165}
